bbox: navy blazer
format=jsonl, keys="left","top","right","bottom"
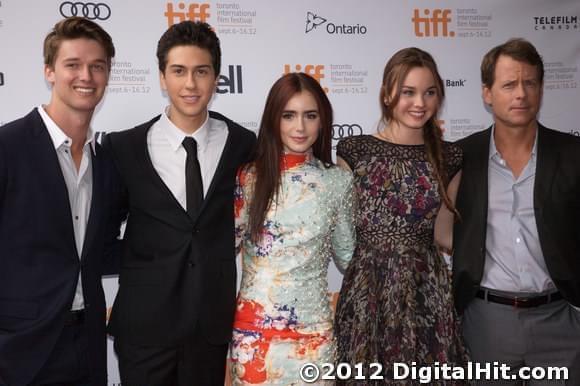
{"left": 105, "top": 111, "right": 256, "bottom": 347}
{"left": 0, "top": 109, "right": 125, "bottom": 386}
{"left": 453, "top": 124, "right": 580, "bottom": 312}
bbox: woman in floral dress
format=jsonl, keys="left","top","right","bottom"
{"left": 334, "top": 47, "right": 468, "bottom": 384}
{"left": 229, "top": 72, "right": 355, "bottom": 385}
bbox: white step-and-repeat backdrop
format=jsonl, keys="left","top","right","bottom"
{"left": 1, "top": 1, "right": 579, "bottom": 384}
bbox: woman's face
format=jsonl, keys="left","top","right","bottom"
{"left": 279, "top": 91, "right": 320, "bottom": 155}
{"left": 388, "top": 66, "right": 439, "bottom": 132}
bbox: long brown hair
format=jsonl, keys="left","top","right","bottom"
{"left": 248, "top": 72, "right": 333, "bottom": 241}
{"left": 379, "top": 47, "right": 457, "bottom": 214}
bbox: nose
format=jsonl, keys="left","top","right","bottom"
{"left": 79, "top": 65, "right": 93, "bottom": 81}
{"left": 414, "top": 94, "right": 426, "bottom": 107}
{"left": 185, "top": 72, "right": 197, "bottom": 89}
{"left": 296, "top": 116, "right": 306, "bottom": 132}
{"left": 514, "top": 82, "right": 526, "bottom": 98}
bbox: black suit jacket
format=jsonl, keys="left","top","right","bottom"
{"left": 0, "top": 109, "right": 124, "bottom": 386}
{"left": 453, "top": 123, "right": 580, "bottom": 312}
{"left": 105, "top": 111, "right": 256, "bottom": 346}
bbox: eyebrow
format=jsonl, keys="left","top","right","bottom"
{"left": 168, "top": 64, "right": 211, "bottom": 69}
{"left": 282, "top": 109, "right": 319, "bottom": 113}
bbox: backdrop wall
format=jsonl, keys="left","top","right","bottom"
{"left": 1, "top": 1, "right": 579, "bottom": 384}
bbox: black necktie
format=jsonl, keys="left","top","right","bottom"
{"left": 182, "top": 137, "right": 203, "bottom": 218}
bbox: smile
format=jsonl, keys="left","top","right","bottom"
{"left": 74, "top": 86, "right": 96, "bottom": 95}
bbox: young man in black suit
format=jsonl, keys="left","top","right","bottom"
{"left": 0, "top": 17, "right": 123, "bottom": 386}
{"left": 453, "top": 38, "right": 580, "bottom": 384}
{"left": 105, "top": 21, "right": 256, "bottom": 385}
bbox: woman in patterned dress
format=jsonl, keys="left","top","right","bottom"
{"left": 334, "top": 47, "right": 468, "bottom": 384}
{"left": 229, "top": 73, "right": 356, "bottom": 385}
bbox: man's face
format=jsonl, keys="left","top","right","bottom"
{"left": 483, "top": 54, "right": 542, "bottom": 131}
{"left": 45, "top": 38, "right": 109, "bottom": 114}
{"left": 160, "top": 45, "right": 217, "bottom": 132}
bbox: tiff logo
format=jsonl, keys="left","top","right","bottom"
{"left": 165, "top": 2, "right": 210, "bottom": 27}
{"left": 413, "top": 9, "right": 455, "bottom": 37}
{"left": 283, "top": 64, "right": 327, "bottom": 92}
{"left": 0, "top": 72, "right": 4, "bottom": 86}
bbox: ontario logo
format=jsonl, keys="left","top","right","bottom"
{"left": 305, "top": 11, "right": 367, "bottom": 35}
{"left": 165, "top": 2, "right": 210, "bottom": 27}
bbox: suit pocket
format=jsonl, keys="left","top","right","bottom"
{"left": 0, "top": 298, "right": 39, "bottom": 319}
{"left": 120, "top": 266, "right": 167, "bottom": 286}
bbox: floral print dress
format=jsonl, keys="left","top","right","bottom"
{"left": 230, "top": 153, "right": 356, "bottom": 385}
{"left": 334, "top": 135, "right": 468, "bottom": 385}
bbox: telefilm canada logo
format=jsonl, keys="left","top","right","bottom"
{"left": 533, "top": 15, "right": 579, "bottom": 30}
{"left": 305, "top": 11, "right": 367, "bottom": 35}
{"left": 59, "top": 2, "right": 111, "bottom": 20}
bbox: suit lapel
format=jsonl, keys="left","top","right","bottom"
{"left": 470, "top": 128, "right": 492, "bottom": 222}
{"left": 534, "top": 125, "right": 558, "bottom": 211}
{"left": 81, "top": 149, "right": 102, "bottom": 260}
{"left": 31, "top": 111, "right": 78, "bottom": 258}
{"left": 197, "top": 127, "right": 234, "bottom": 216}
{"left": 135, "top": 123, "right": 193, "bottom": 224}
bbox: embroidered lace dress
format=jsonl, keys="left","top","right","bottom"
{"left": 334, "top": 135, "right": 468, "bottom": 385}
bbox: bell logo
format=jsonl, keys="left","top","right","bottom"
{"left": 165, "top": 2, "right": 210, "bottom": 27}
{"left": 216, "top": 65, "right": 243, "bottom": 94}
{"left": 283, "top": 64, "right": 328, "bottom": 92}
{"left": 413, "top": 9, "right": 455, "bottom": 37}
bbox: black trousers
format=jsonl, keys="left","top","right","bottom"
{"left": 114, "top": 324, "right": 228, "bottom": 386}
{"left": 30, "top": 317, "right": 91, "bottom": 386}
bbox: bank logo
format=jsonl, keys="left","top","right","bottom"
{"left": 332, "top": 124, "right": 363, "bottom": 140}
{"left": 216, "top": 65, "right": 243, "bottom": 94}
{"left": 413, "top": 9, "right": 454, "bottom": 37}
{"left": 59, "top": 2, "right": 111, "bottom": 20}
{"left": 305, "top": 11, "right": 367, "bottom": 35}
{"left": 283, "top": 64, "right": 327, "bottom": 92}
{"left": 534, "top": 15, "right": 578, "bottom": 30}
{"left": 445, "top": 78, "right": 465, "bottom": 87}
{"left": 0, "top": 72, "right": 4, "bottom": 86}
{"left": 165, "top": 2, "right": 210, "bottom": 27}
{"left": 305, "top": 11, "right": 327, "bottom": 33}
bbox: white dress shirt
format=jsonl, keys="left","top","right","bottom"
{"left": 147, "top": 108, "right": 228, "bottom": 211}
{"left": 481, "top": 126, "right": 555, "bottom": 294}
{"left": 37, "top": 106, "right": 95, "bottom": 311}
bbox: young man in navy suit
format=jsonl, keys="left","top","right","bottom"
{"left": 105, "top": 21, "right": 255, "bottom": 386}
{"left": 0, "top": 17, "right": 123, "bottom": 386}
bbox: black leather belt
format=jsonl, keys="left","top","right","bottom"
{"left": 476, "top": 289, "right": 563, "bottom": 308}
{"left": 65, "top": 309, "right": 85, "bottom": 325}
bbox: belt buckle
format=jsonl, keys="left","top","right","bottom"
{"left": 513, "top": 297, "right": 524, "bottom": 307}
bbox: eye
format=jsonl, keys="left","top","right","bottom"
{"left": 172, "top": 68, "right": 184, "bottom": 75}
{"left": 91, "top": 64, "right": 106, "bottom": 72}
{"left": 306, "top": 112, "right": 319, "bottom": 120}
{"left": 196, "top": 68, "right": 209, "bottom": 76}
{"left": 401, "top": 89, "right": 414, "bottom": 96}
{"left": 426, "top": 89, "right": 437, "bottom": 96}
{"left": 281, "top": 112, "right": 294, "bottom": 120}
{"left": 66, "top": 63, "right": 78, "bottom": 68}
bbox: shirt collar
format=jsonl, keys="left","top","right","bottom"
{"left": 488, "top": 124, "right": 538, "bottom": 161}
{"left": 37, "top": 106, "right": 96, "bottom": 155}
{"left": 161, "top": 106, "right": 210, "bottom": 152}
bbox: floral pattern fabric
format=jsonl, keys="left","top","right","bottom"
{"left": 230, "top": 154, "right": 356, "bottom": 385}
{"left": 334, "top": 135, "right": 468, "bottom": 385}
